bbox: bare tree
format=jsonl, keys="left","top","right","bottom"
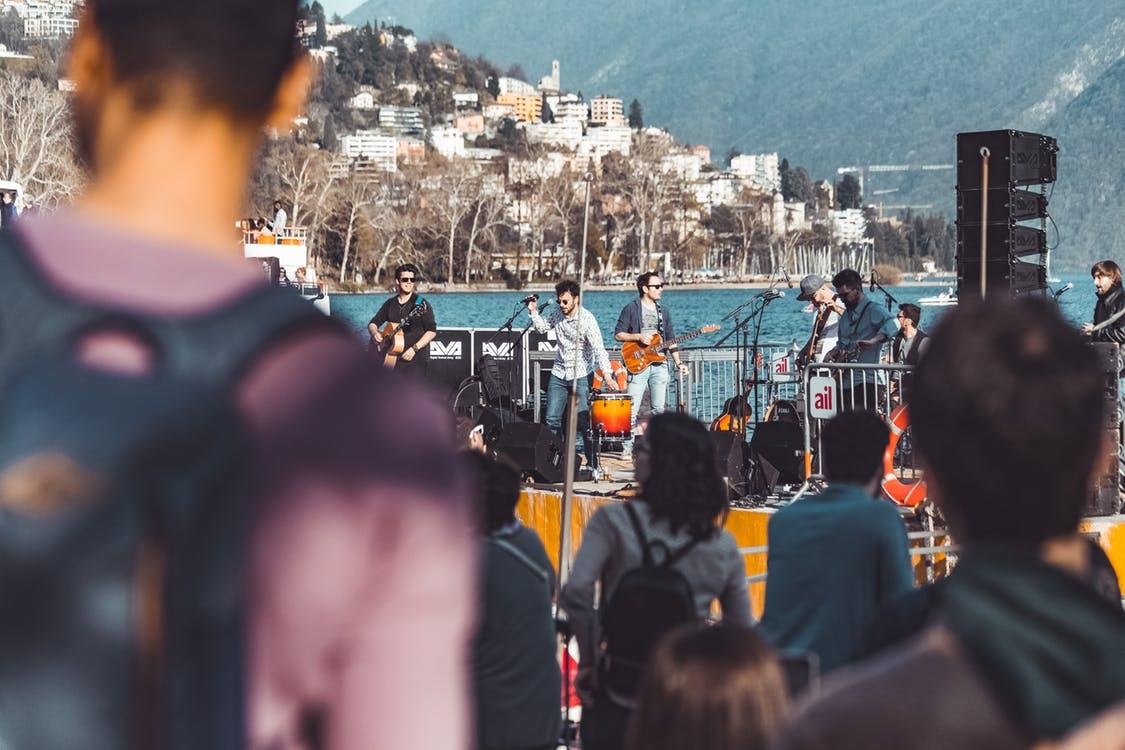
{"left": 0, "top": 72, "right": 82, "bottom": 207}
{"left": 464, "top": 188, "right": 507, "bottom": 283}
{"left": 335, "top": 174, "right": 377, "bottom": 284}
{"left": 431, "top": 163, "right": 478, "bottom": 283}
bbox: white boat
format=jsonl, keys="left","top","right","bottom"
{"left": 242, "top": 224, "right": 330, "bottom": 315}
{"left": 918, "top": 287, "right": 958, "bottom": 306}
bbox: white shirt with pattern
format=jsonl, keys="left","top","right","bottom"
{"left": 531, "top": 306, "right": 613, "bottom": 381}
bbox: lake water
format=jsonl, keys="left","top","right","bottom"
{"left": 331, "top": 274, "right": 1095, "bottom": 347}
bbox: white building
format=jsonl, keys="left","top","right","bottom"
{"left": 537, "top": 59, "right": 560, "bottom": 94}
{"left": 430, "top": 126, "right": 466, "bottom": 160}
{"left": 730, "top": 153, "right": 781, "bottom": 193}
{"left": 831, "top": 208, "right": 867, "bottom": 245}
{"left": 590, "top": 96, "right": 624, "bottom": 125}
{"left": 661, "top": 152, "right": 704, "bottom": 182}
{"left": 498, "top": 77, "right": 536, "bottom": 97}
{"left": 579, "top": 125, "right": 632, "bottom": 158}
{"left": 483, "top": 103, "right": 516, "bottom": 121}
{"left": 349, "top": 91, "right": 375, "bottom": 110}
{"left": 553, "top": 94, "right": 588, "bottom": 123}
{"left": 7, "top": 0, "right": 81, "bottom": 38}
{"left": 378, "top": 106, "right": 424, "bottom": 134}
{"left": 340, "top": 131, "right": 397, "bottom": 172}
{"left": 324, "top": 22, "right": 353, "bottom": 40}
{"left": 524, "top": 119, "right": 584, "bottom": 150}
{"left": 452, "top": 91, "right": 479, "bottom": 109}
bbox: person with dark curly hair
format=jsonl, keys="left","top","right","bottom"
{"left": 560, "top": 413, "right": 751, "bottom": 750}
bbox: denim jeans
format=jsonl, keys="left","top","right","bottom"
{"left": 546, "top": 373, "right": 591, "bottom": 460}
{"left": 624, "top": 363, "right": 670, "bottom": 449}
{"left": 626, "top": 362, "right": 670, "bottom": 426}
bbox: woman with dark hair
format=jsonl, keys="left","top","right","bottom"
{"left": 560, "top": 413, "right": 751, "bottom": 750}
{"left": 626, "top": 624, "right": 790, "bottom": 750}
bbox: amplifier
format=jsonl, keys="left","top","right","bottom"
{"left": 956, "top": 130, "right": 1058, "bottom": 190}
{"left": 956, "top": 187, "right": 1048, "bottom": 225}
{"left": 956, "top": 257, "right": 1047, "bottom": 299}
{"left": 956, "top": 224, "right": 1047, "bottom": 259}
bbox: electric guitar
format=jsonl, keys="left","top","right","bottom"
{"left": 621, "top": 324, "right": 720, "bottom": 374}
{"left": 372, "top": 302, "right": 428, "bottom": 369}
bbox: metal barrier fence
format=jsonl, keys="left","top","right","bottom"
{"left": 529, "top": 343, "right": 804, "bottom": 429}
{"left": 800, "top": 361, "right": 923, "bottom": 484}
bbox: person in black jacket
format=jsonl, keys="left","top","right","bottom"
{"left": 1082, "top": 260, "right": 1125, "bottom": 343}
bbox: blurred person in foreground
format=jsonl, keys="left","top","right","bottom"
{"left": 560, "top": 413, "right": 751, "bottom": 750}
{"left": 625, "top": 624, "right": 790, "bottom": 750}
{"left": 758, "top": 410, "right": 913, "bottom": 674}
{"left": 460, "top": 451, "right": 560, "bottom": 750}
{"left": 776, "top": 298, "right": 1125, "bottom": 750}
{"left": 0, "top": 2, "right": 474, "bottom": 748}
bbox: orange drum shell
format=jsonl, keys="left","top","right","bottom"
{"left": 591, "top": 394, "right": 632, "bottom": 438}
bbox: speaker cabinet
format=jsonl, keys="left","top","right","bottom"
{"left": 493, "top": 422, "right": 566, "bottom": 484}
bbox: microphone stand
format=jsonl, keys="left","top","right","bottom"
{"left": 869, "top": 272, "right": 900, "bottom": 312}
{"left": 484, "top": 299, "right": 533, "bottom": 425}
{"left": 715, "top": 291, "right": 778, "bottom": 442}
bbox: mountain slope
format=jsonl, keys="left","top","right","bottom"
{"left": 346, "top": 0, "right": 1125, "bottom": 265}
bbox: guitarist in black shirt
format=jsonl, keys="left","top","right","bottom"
{"left": 369, "top": 263, "right": 438, "bottom": 374}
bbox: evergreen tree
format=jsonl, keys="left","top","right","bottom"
{"left": 628, "top": 98, "right": 643, "bottom": 128}
{"left": 837, "top": 174, "right": 862, "bottom": 209}
{"left": 725, "top": 147, "right": 741, "bottom": 167}
{"left": 541, "top": 96, "right": 553, "bottom": 123}
{"left": 312, "top": 1, "right": 328, "bottom": 48}
{"left": 322, "top": 118, "right": 338, "bottom": 151}
{"left": 486, "top": 75, "right": 500, "bottom": 98}
{"left": 779, "top": 157, "right": 791, "bottom": 199}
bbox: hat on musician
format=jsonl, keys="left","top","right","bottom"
{"left": 797, "top": 274, "right": 830, "bottom": 302}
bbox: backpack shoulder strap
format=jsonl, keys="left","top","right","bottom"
{"left": 623, "top": 501, "right": 655, "bottom": 568}
{"left": 662, "top": 531, "right": 708, "bottom": 569}
{"left": 487, "top": 536, "right": 550, "bottom": 584}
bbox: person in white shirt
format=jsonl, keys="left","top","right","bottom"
{"left": 796, "top": 274, "right": 844, "bottom": 367}
{"left": 272, "top": 200, "right": 287, "bottom": 233}
{"left": 529, "top": 279, "right": 618, "bottom": 463}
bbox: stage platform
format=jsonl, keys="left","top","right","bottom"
{"left": 517, "top": 467, "right": 1125, "bottom": 617}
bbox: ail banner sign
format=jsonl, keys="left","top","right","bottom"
{"left": 808, "top": 376, "right": 837, "bottom": 419}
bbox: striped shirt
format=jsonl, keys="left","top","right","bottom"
{"left": 531, "top": 306, "right": 613, "bottom": 381}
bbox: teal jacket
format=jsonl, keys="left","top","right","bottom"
{"left": 759, "top": 483, "right": 914, "bottom": 673}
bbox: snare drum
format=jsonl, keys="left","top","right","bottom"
{"left": 590, "top": 393, "right": 633, "bottom": 438}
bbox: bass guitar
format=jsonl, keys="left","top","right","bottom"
{"left": 372, "top": 302, "right": 428, "bottom": 369}
{"left": 621, "top": 324, "right": 720, "bottom": 375}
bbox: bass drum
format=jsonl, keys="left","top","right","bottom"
{"left": 764, "top": 399, "right": 802, "bottom": 424}
{"left": 590, "top": 393, "right": 633, "bottom": 439}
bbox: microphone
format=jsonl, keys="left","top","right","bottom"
{"left": 869, "top": 272, "right": 876, "bottom": 292}
{"left": 520, "top": 293, "right": 539, "bottom": 305}
{"left": 783, "top": 267, "right": 794, "bottom": 288}
{"left": 763, "top": 289, "right": 785, "bottom": 300}
{"left": 1053, "top": 282, "right": 1074, "bottom": 300}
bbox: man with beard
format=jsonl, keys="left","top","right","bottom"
{"left": 0, "top": 3, "right": 473, "bottom": 749}
{"left": 824, "top": 268, "right": 898, "bottom": 411}
{"left": 1082, "top": 260, "right": 1125, "bottom": 343}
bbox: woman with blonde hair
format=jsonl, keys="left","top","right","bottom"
{"left": 626, "top": 624, "right": 790, "bottom": 750}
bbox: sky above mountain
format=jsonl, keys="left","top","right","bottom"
{"left": 344, "top": 0, "right": 1125, "bottom": 265}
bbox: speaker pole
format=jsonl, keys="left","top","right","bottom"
{"left": 558, "top": 172, "right": 596, "bottom": 587}
{"left": 978, "top": 147, "right": 990, "bottom": 299}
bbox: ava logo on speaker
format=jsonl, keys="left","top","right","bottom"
{"left": 429, "top": 341, "right": 463, "bottom": 359}
{"left": 482, "top": 342, "right": 515, "bottom": 359}
{"left": 808, "top": 376, "right": 837, "bottom": 419}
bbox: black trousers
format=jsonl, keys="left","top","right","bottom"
{"left": 581, "top": 694, "right": 632, "bottom": 750}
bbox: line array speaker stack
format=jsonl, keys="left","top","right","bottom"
{"left": 955, "top": 130, "right": 1057, "bottom": 300}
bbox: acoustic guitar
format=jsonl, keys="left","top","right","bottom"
{"left": 621, "top": 324, "right": 720, "bottom": 375}
{"left": 372, "top": 302, "right": 428, "bottom": 369}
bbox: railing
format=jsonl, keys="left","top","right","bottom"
{"left": 799, "top": 361, "right": 921, "bottom": 484}
{"left": 241, "top": 225, "right": 309, "bottom": 246}
{"left": 528, "top": 342, "right": 804, "bottom": 429}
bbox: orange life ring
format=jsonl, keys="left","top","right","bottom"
{"left": 592, "top": 361, "right": 628, "bottom": 391}
{"left": 882, "top": 405, "right": 927, "bottom": 507}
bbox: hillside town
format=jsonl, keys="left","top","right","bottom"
{"left": 0, "top": 0, "right": 954, "bottom": 288}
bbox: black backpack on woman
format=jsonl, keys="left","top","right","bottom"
{"left": 598, "top": 502, "right": 704, "bottom": 699}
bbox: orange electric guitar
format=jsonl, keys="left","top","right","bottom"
{"left": 621, "top": 324, "right": 720, "bottom": 375}
{"left": 372, "top": 302, "right": 428, "bottom": 369}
